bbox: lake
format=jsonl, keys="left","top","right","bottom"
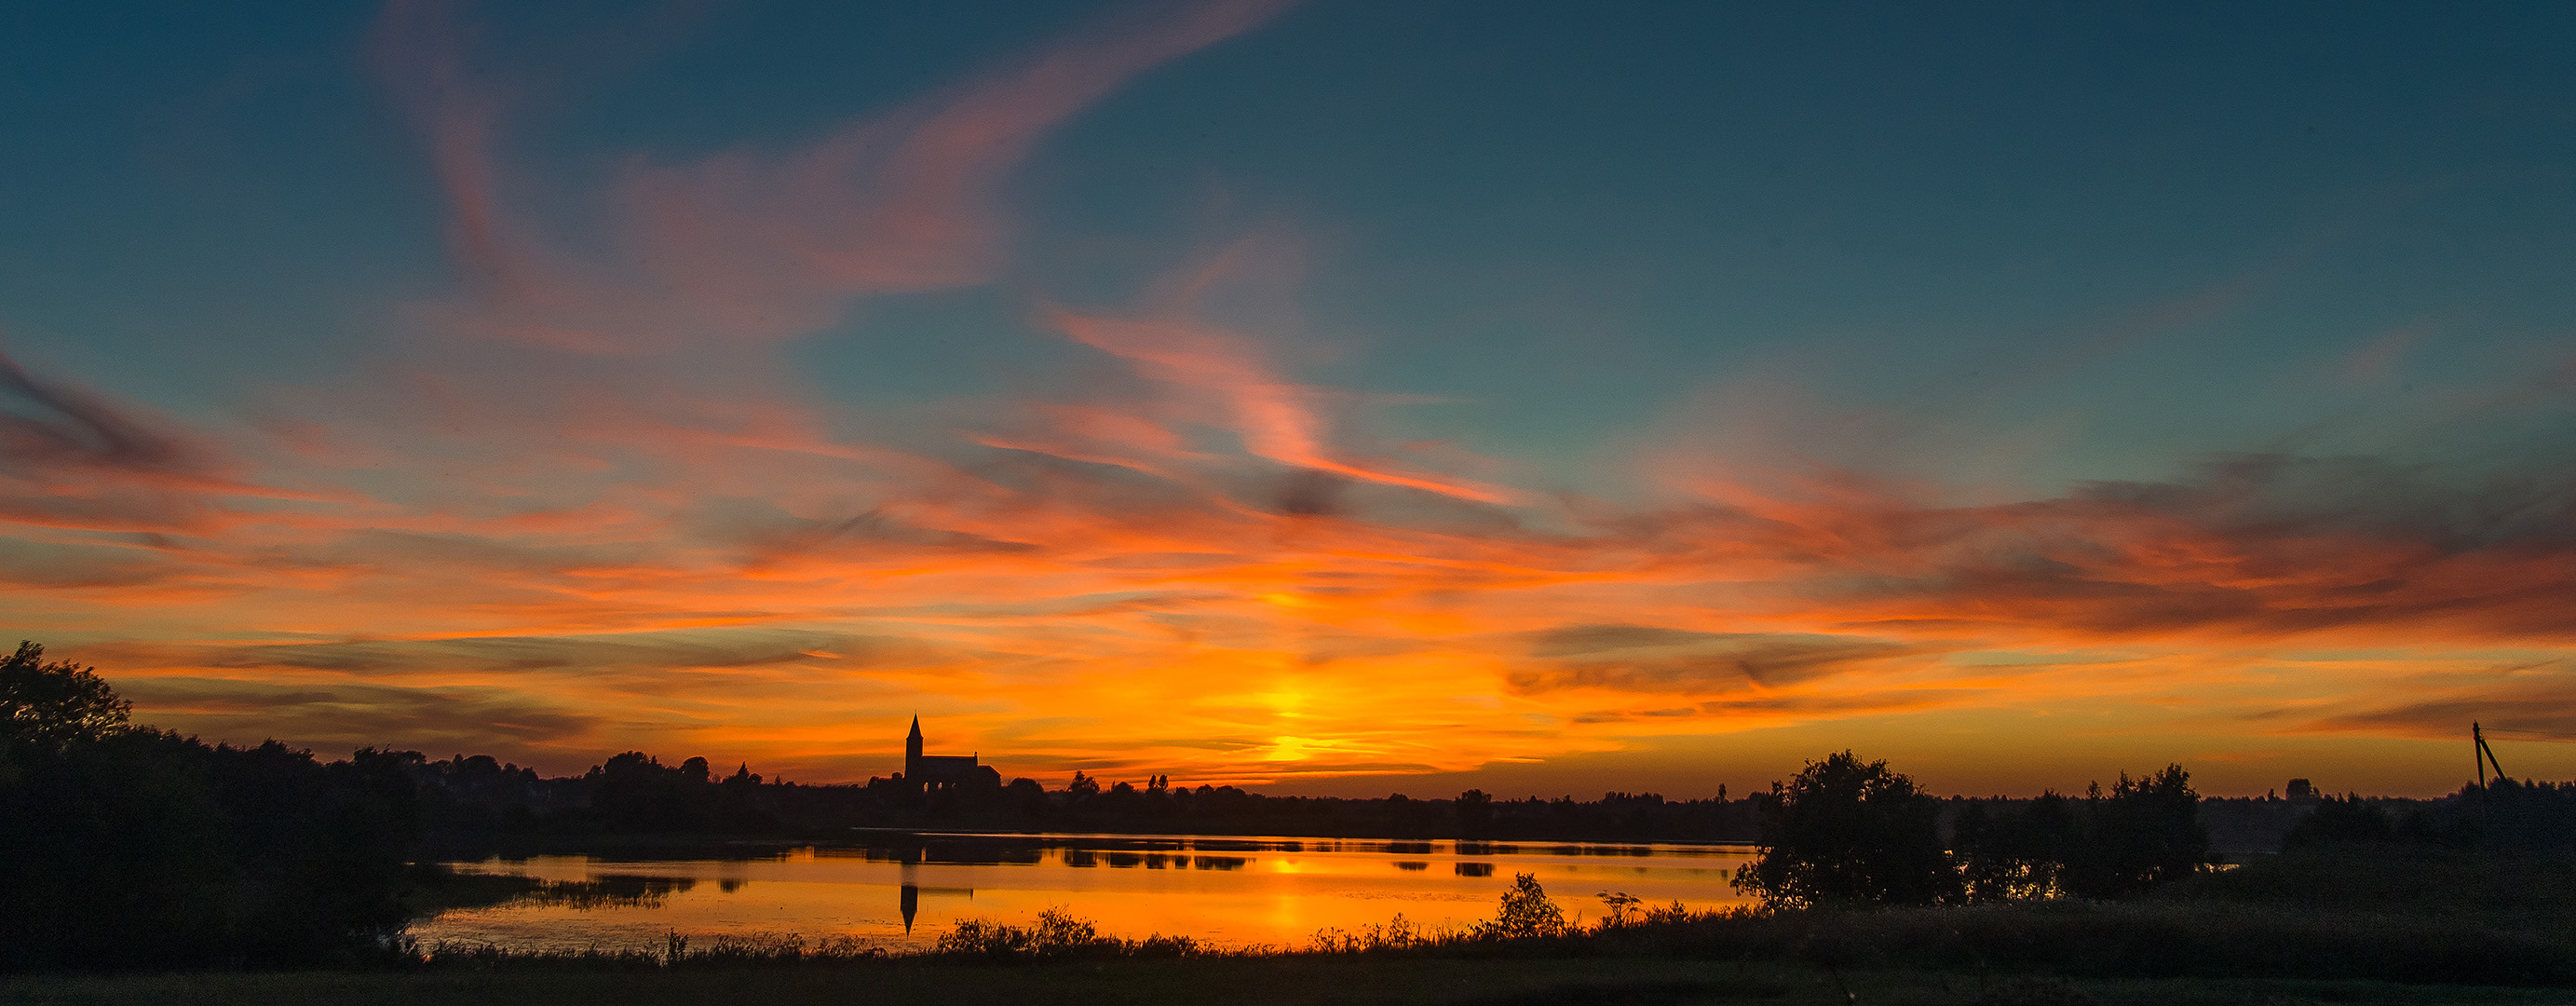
{"left": 416, "top": 833, "right": 1760, "bottom": 953}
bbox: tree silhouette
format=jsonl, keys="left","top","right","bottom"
{"left": 1733, "top": 751, "right": 1957, "bottom": 907}
{"left": 1957, "top": 791, "right": 2078, "bottom": 901}
{"left": 2061, "top": 765, "right": 2208, "bottom": 899}
{"left": 1454, "top": 788, "right": 1493, "bottom": 836}
{"left": 0, "top": 641, "right": 129, "bottom": 753}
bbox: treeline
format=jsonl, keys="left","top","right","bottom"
{"left": 404, "top": 754, "right": 1759, "bottom": 845}
{"left": 412, "top": 750, "right": 783, "bottom": 836}
{"left": 393, "top": 749, "right": 2557, "bottom": 856}
{"left": 0, "top": 644, "right": 415, "bottom": 971}
{"left": 2283, "top": 781, "right": 2576, "bottom": 851}
{"left": 401, "top": 755, "right": 2366, "bottom": 855}
{"left": 1733, "top": 752, "right": 2213, "bottom": 906}
{"left": 1732, "top": 751, "right": 2576, "bottom": 909}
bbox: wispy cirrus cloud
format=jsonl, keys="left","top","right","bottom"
{"left": 0, "top": 342, "right": 273, "bottom": 535}
{"left": 376, "top": 0, "right": 1297, "bottom": 352}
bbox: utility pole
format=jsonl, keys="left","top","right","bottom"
{"left": 2474, "top": 722, "right": 2507, "bottom": 790}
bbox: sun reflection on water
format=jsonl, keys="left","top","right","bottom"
{"left": 414, "top": 834, "right": 1758, "bottom": 953}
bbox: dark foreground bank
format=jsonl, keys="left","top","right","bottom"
{"left": 8, "top": 845, "right": 2575, "bottom": 1006}
{"left": 4, "top": 958, "right": 2567, "bottom": 1006}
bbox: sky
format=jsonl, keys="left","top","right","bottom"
{"left": 4, "top": 0, "right": 2573, "bottom": 798}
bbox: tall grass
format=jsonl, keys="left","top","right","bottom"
{"left": 932, "top": 908, "right": 1205, "bottom": 960}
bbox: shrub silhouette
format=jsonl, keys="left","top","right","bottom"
{"left": 1472, "top": 873, "right": 1568, "bottom": 939}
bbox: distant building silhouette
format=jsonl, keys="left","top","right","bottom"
{"left": 903, "top": 715, "right": 1000, "bottom": 792}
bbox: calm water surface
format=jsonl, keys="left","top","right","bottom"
{"left": 418, "top": 834, "right": 1759, "bottom": 952}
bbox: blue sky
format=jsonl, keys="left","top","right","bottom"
{"left": 12, "top": 2, "right": 2571, "bottom": 454}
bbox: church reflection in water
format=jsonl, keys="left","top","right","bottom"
{"left": 898, "top": 873, "right": 975, "bottom": 933}
{"left": 864, "top": 831, "right": 1264, "bottom": 932}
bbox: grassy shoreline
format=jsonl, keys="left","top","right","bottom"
{"left": 6, "top": 958, "right": 2569, "bottom": 1006}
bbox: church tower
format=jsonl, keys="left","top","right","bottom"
{"left": 900, "top": 715, "right": 996, "bottom": 792}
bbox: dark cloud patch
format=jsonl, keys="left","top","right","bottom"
{"left": 1260, "top": 760, "right": 1446, "bottom": 777}
{"left": 1696, "top": 689, "right": 1979, "bottom": 715}
{"left": 194, "top": 629, "right": 875, "bottom": 677}
{"left": 1276, "top": 469, "right": 1346, "bottom": 516}
{"left": 1075, "top": 551, "right": 1242, "bottom": 571}
{"left": 1568, "top": 689, "right": 1979, "bottom": 723}
{"left": 1295, "top": 633, "right": 1437, "bottom": 665}
{"left": 0, "top": 347, "right": 192, "bottom": 473}
{"left": 0, "top": 347, "right": 238, "bottom": 533}
{"left": 1509, "top": 631, "right": 1916, "bottom": 695}
{"left": 825, "top": 510, "right": 1046, "bottom": 553}
{"left": 155, "top": 687, "right": 346, "bottom": 710}
{"left": 2074, "top": 454, "right": 2576, "bottom": 551}
{"left": 1698, "top": 453, "right": 2576, "bottom": 643}
{"left": 711, "top": 501, "right": 1051, "bottom": 567}
{"left": 308, "top": 529, "right": 650, "bottom": 577}
{"left": 1132, "top": 737, "right": 1274, "bottom": 754}
{"left": 119, "top": 677, "right": 605, "bottom": 761}
{"left": 1528, "top": 624, "right": 1740, "bottom": 658}
{"left": 202, "top": 640, "right": 435, "bottom": 674}
{"left": 0, "top": 538, "right": 175, "bottom": 588}
{"left": 2292, "top": 664, "right": 2576, "bottom": 741}
{"left": 1570, "top": 707, "right": 1700, "bottom": 724}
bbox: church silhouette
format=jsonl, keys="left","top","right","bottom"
{"left": 902, "top": 715, "right": 1000, "bottom": 792}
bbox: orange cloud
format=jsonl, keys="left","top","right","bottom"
{"left": 1050, "top": 310, "right": 1520, "bottom": 506}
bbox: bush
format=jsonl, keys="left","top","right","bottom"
{"left": 1471, "top": 874, "right": 1568, "bottom": 940}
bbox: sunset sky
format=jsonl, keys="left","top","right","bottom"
{"left": 5, "top": 1, "right": 2573, "bottom": 797}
